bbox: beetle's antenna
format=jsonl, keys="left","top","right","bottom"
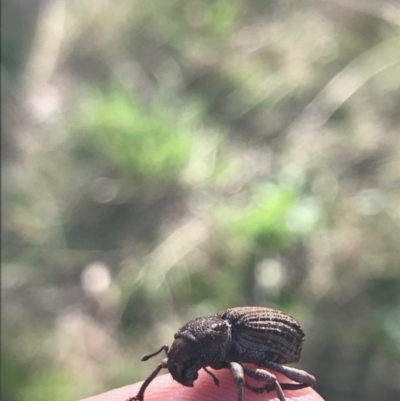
{"left": 203, "top": 367, "right": 220, "bottom": 387}
{"left": 141, "top": 345, "right": 169, "bottom": 361}
{"left": 128, "top": 360, "right": 168, "bottom": 401}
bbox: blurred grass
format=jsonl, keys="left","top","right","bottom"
{"left": 79, "top": 88, "right": 192, "bottom": 179}
{"left": 220, "top": 185, "right": 298, "bottom": 248}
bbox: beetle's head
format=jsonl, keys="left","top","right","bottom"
{"left": 167, "top": 316, "right": 232, "bottom": 386}
{"left": 167, "top": 335, "right": 201, "bottom": 386}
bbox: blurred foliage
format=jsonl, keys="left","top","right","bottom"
{"left": 221, "top": 185, "right": 305, "bottom": 248}
{"left": 79, "top": 88, "right": 192, "bottom": 179}
{"left": 2, "top": 1, "right": 400, "bottom": 401}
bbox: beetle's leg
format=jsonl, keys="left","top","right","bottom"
{"left": 141, "top": 345, "right": 169, "bottom": 361}
{"left": 260, "top": 360, "right": 316, "bottom": 388}
{"left": 127, "top": 359, "right": 168, "bottom": 401}
{"left": 243, "top": 369, "right": 309, "bottom": 392}
{"left": 242, "top": 365, "right": 286, "bottom": 401}
{"left": 280, "top": 382, "right": 310, "bottom": 391}
{"left": 229, "top": 362, "right": 245, "bottom": 401}
{"left": 243, "top": 377, "right": 309, "bottom": 392}
{"left": 203, "top": 367, "right": 219, "bottom": 386}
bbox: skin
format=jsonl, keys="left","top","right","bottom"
{"left": 79, "top": 366, "right": 325, "bottom": 401}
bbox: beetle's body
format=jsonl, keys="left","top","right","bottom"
{"left": 218, "top": 307, "right": 304, "bottom": 365}
{"left": 128, "top": 306, "right": 316, "bottom": 401}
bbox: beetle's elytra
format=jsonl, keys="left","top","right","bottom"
{"left": 128, "top": 306, "right": 316, "bottom": 401}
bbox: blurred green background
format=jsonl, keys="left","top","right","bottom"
{"left": 2, "top": 1, "right": 400, "bottom": 400}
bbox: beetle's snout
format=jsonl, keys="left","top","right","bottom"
{"left": 167, "top": 336, "right": 201, "bottom": 386}
{"left": 168, "top": 362, "right": 198, "bottom": 386}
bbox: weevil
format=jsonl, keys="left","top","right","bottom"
{"left": 128, "top": 306, "right": 316, "bottom": 401}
